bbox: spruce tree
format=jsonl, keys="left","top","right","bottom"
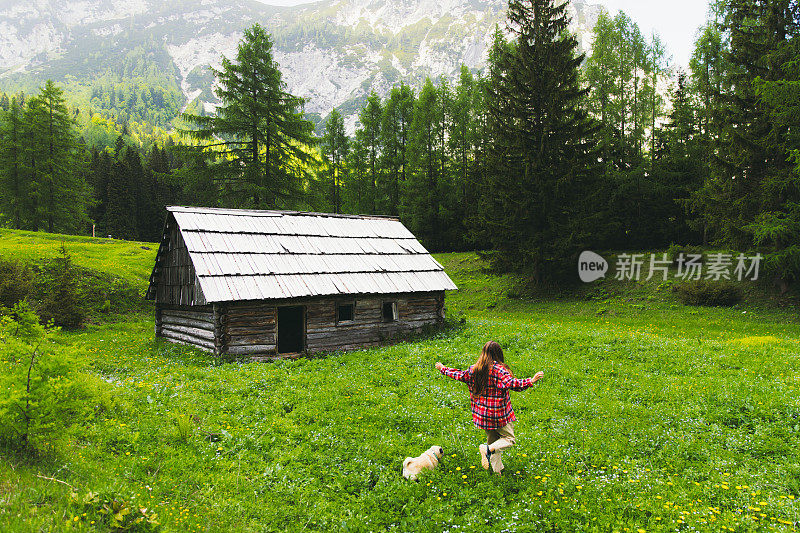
{"left": 652, "top": 71, "right": 705, "bottom": 245}
{"left": 149, "top": 145, "right": 178, "bottom": 229}
{"left": 39, "top": 244, "right": 84, "bottom": 329}
{"left": 698, "top": 0, "right": 798, "bottom": 249}
{"left": 0, "top": 96, "right": 29, "bottom": 229}
{"left": 485, "top": 0, "right": 600, "bottom": 281}
{"left": 126, "top": 148, "right": 159, "bottom": 241}
{"left": 23, "top": 81, "right": 90, "bottom": 234}
{"left": 92, "top": 149, "right": 112, "bottom": 235}
{"left": 322, "top": 109, "right": 349, "bottom": 214}
{"left": 103, "top": 140, "right": 137, "bottom": 240}
{"left": 181, "top": 24, "right": 316, "bottom": 209}
{"left": 446, "top": 67, "right": 478, "bottom": 248}
{"left": 380, "top": 94, "right": 402, "bottom": 216}
{"left": 344, "top": 135, "right": 370, "bottom": 214}
{"left": 686, "top": 24, "right": 726, "bottom": 244}
{"left": 749, "top": 26, "right": 800, "bottom": 286}
{"left": 405, "top": 78, "right": 445, "bottom": 251}
{"left": 356, "top": 92, "right": 382, "bottom": 214}
{"left": 380, "top": 85, "right": 415, "bottom": 216}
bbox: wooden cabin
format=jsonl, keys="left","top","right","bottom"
{"left": 145, "top": 206, "right": 458, "bottom": 359}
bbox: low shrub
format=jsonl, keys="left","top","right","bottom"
{"left": 76, "top": 269, "right": 143, "bottom": 316}
{"left": 0, "top": 245, "right": 144, "bottom": 328}
{"left": 35, "top": 244, "right": 84, "bottom": 328}
{"left": 69, "top": 490, "right": 160, "bottom": 532}
{"left": 0, "top": 259, "right": 32, "bottom": 309}
{"left": 675, "top": 280, "right": 744, "bottom": 306}
{"left": 667, "top": 244, "right": 705, "bottom": 266}
{"left": 0, "top": 302, "right": 113, "bottom": 453}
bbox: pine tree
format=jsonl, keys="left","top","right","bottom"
{"left": 103, "top": 140, "right": 137, "bottom": 240}
{"left": 344, "top": 135, "right": 371, "bottom": 214}
{"left": 181, "top": 24, "right": 316, "bottom": 209}
{"left": 380, "top": 85, "right": 414, "bottom": 216}
{"left": 446, "top": 67, "right": 478, "bottom": 248}
{"left": 700, "top": 0, "right": 798, "bottom": 248}
{"left": 23, "top": 81, "right": 90, "bottom": 234}
{"left": 356, "top": 92, "right": 382, "bottom": 214}
{"left": 0, "top": 96, "right": 29, "bottom": 229}
{"left": 484, "top": 0, "right": 600, "bottom": 281}
{"left": 749, "top": 24, "right": 800, "bottom": 287}
{"left": 405, "top": 78, "right": 445, "bottom": 251}
{"left": 322, "top": 109, "right": 349, "bottom": 214}
{"left": 652, "top": 71, "right": 705, "bottom": 245}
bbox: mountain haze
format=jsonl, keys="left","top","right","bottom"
{"left": 0, "top": 0, "right": 604, "bottom": 131}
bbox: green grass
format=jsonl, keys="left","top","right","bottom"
{"left": 0, "top": 229, "right": 157, "bottom": 290}
{"left": 2, "top": 234, "right": 800, "bottom": 532}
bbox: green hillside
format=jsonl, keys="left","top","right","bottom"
{"left": 0, "top": 229, "right": 157, "bottom": 290}
{"left": 2, "top": 231, "right": 800, "bottom": 531}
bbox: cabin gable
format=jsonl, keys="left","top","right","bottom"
{"left": 147, "top": 213, "right": 206, "bottom": 306}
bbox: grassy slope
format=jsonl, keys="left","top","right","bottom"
{"left": 0, "top": 229, "right": 157, "bottom": 291}
{"left": 2, "top": 232, "right": 800, "bottom": 532}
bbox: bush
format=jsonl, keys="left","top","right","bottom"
{"left": 0, "top": 245, "right": 144, "bottom": 327}
{"left": 0, "top": 302, "right": 112, "bottom": 453}
{"left": 667, "top": 244, "right": 705, "bottom": 266}
{"left": 77, "top": 269, "right": 143, "bottom": 316}
{"left": 36, "top": 244, "right": 85, "bottom": 328}
{"left": 69, "top": 490, "right": 160, "bottom": 532}
{"left": 675, "top": 280, "right": 744, "bottom": 307}
{"left": 0, "top": 258, "right": 33, "bottom": 309}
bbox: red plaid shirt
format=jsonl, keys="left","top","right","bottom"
{"left": 439, "top": 363, "right": 536, "bottom": 429}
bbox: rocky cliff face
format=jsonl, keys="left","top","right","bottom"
{"left": 0, "top": 0, "right": 603, "bottom": 130}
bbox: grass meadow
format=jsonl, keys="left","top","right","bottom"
{"left": 2, "top": 232, "right": 800, "bottom": 532}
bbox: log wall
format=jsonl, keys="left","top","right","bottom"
{"left": 304, "top": 293, "right": 443, "bottom": 353}
{"left": 153, "top": 219, "right": 205, "bottom": 306}
{"left": 155, "top": 292, "right": 445, "bottom": 359}
{"left": 156, "top": 305, "right": 215, "bottom": 353}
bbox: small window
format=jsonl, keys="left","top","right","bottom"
{"left": 382, "top": 301, "right": 398, "bottom": 322}
{"left": 337, "top": 302, "right": 355, "bottom": 323}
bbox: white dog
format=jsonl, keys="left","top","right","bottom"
{"left": 402, "top": 446, "right": 444, "bottom": 480}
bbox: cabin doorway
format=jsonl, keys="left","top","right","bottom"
{"left": 277, "top": 306, "right": 305, "bottom": 354}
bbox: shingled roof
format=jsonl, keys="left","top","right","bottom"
{"left": 146, "top": 206, "right": 457, "bottom": 303}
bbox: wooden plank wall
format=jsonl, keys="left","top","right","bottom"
{"left": 155, "top": 221, "right": 205, "bottom": 306}
{"left": 156, "top": 305, "right": 215, "bottom": 353}
{"left": 155, "top": 292, "right": 445, "bottom": 359}
{"left": 218, "top": 301, "right": 277, "bottom": 356}
{"left": 220, "top": 291, "right": 444, "bottom": 358}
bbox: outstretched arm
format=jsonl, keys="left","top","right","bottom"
{"left": 435, "top": 362, "right": 470, "bottom": 383}
{"left": 500, "top": 370, "right": 544, "bottom": 391}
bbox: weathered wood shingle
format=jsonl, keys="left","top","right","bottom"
{"left": 146, "top": 206, "right": 457, "bottom": 304}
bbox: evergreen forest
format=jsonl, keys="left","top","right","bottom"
{"left": 1, "top": 0, "right": 798, "bottom": 285}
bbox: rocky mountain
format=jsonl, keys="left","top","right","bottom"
{"left": 0, "top": 0, "right": 604, "bottom": 132}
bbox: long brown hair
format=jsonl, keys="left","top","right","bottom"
{"left": 471, "top": 341, "right": 511, "bottom": 396}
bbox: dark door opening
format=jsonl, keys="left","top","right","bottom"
{"left": 277, "top": 306, "right": 305, "bottom": 354}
